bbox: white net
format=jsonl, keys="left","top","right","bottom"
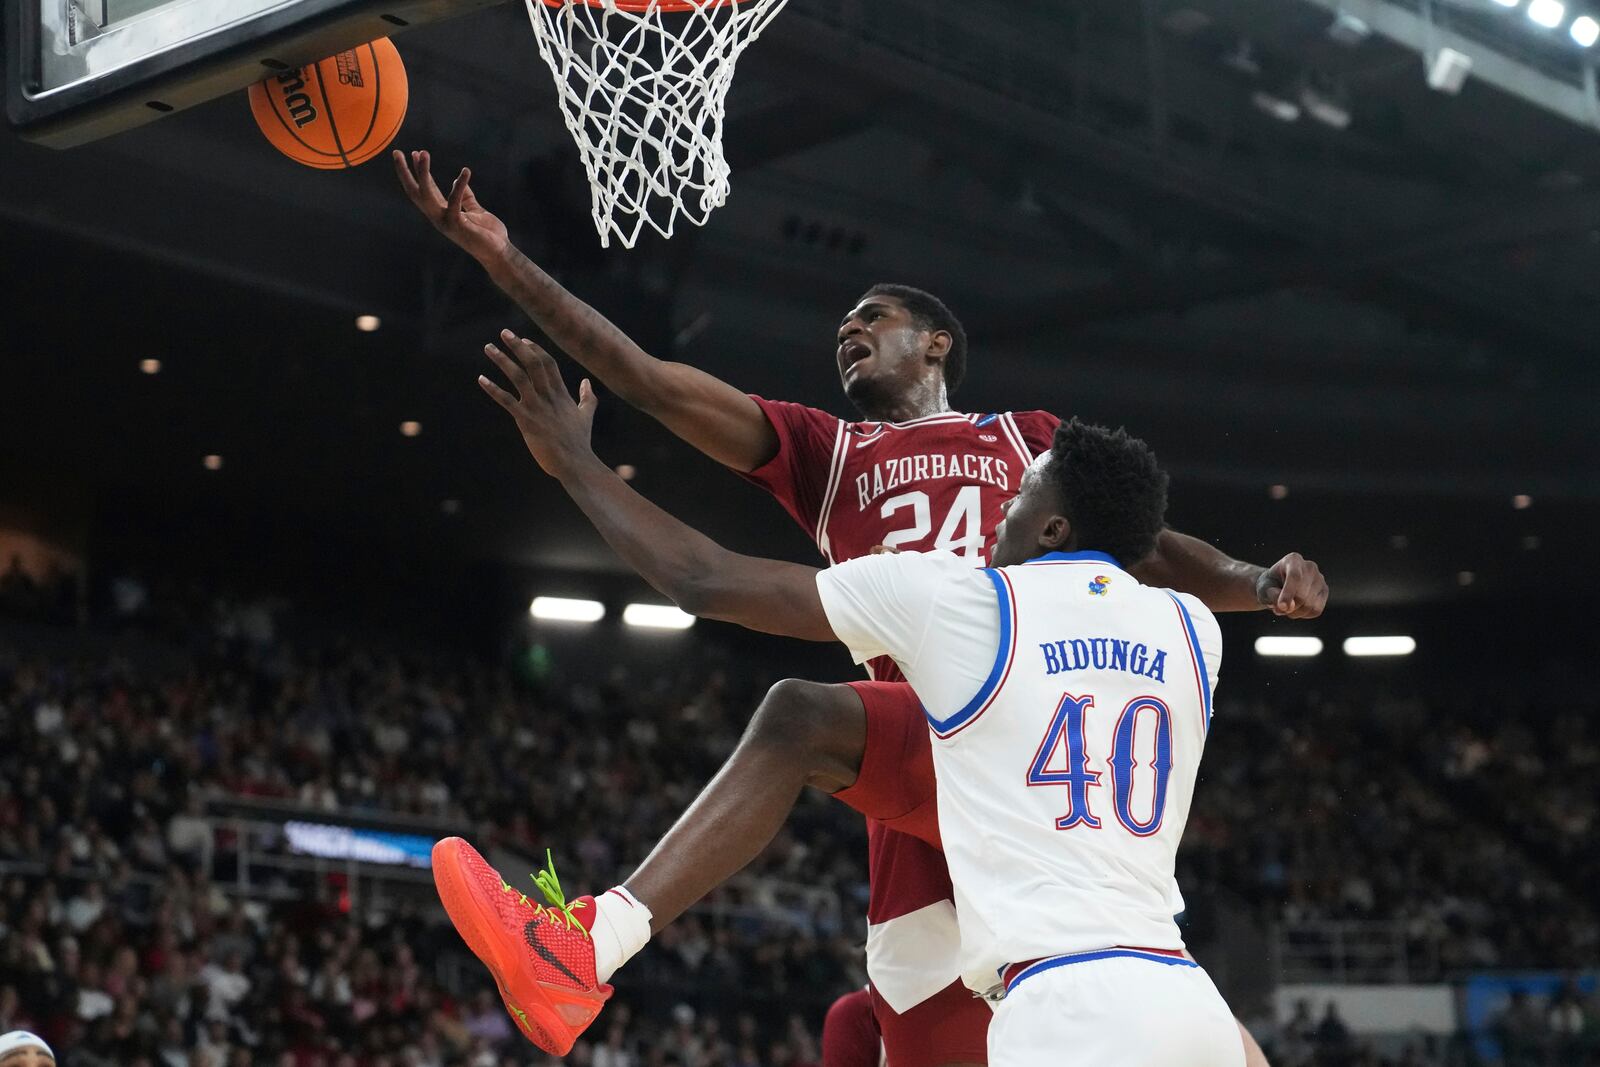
{"left": 523, "top": 0, "right": 789, "bottom": 249}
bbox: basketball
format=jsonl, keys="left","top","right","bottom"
{"left": 248, "top": 37, "right": 407, "bottom": 170}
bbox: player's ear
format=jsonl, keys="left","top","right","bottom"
{"left": 923, "top": 328, "right": 952, "bottom": 365}
{"left": 1039, "top": 514, "right": 1071, "bottom": 551}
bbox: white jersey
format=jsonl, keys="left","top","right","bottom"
{"left": 816, "top": 548, "right": 1221, "bottom": 997}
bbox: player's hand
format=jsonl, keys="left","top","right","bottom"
{"left": 1254, "top": 552, "right": 1327, "bottom": 619}
{"left": 393, "top": 149, "right": 511, "bottom": 262}
{"left": 478, "top": 331, "right": 598, "bottom": 479}
{"left": 868, "top": 545, "right": 902, "bottom": 555}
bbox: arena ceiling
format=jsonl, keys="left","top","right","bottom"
{"left": 2, "top": 0, "right": 1597, "bottom": 609}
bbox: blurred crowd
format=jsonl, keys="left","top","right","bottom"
{"left": 0, "top": 589, "right": 1597, "bottom": 1066}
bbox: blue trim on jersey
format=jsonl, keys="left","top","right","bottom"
{"left": 1165, "top": 592, "right": 1213, "bottom": 731}
{"left": 1006, "top": 949, "right": 1197, "bottom": 994}
{"left": 923, "top": 568, "right": 1013, "bottom": 736}
{"left": 1029, "top": 549, "right": 1125, "bottom": 570}
{"left": 976, "top": 413, "right": 999, "bottom": 427}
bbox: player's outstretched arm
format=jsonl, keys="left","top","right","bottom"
{"left": 1132, "top": 529, "right": 1327, "bottom": 619}
{"left": 479, "top": 330, "right": 834, "bottom": 640}
{"left": 395, "top": 151, "right": 779, "bottom": 473}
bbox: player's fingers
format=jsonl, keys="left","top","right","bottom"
{"left": 477, "top": 374, "right": 519, "bottom": 414}
{"left": 447, "top": 168, "right": 472, "bottom": 215}
{"left": 483, "top": 344, "right": 532, "bottom": 396}
{"left": 414, "top": 150, "right": 448, "bottom": 208}
{"left": 502, "top": 331, "right": 562, "bottom": 394}
{"left": 577, "top": 378, "right": 598, "bottom": 418}
{"left": 392, "top": 150, "right": 420, "bottom": 197}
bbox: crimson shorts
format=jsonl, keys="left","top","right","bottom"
{"left": 822, "top": 988, "right": 881, "bottom": 1067}
{"left": 871, "top": 979, "right": 991, "bottom": 1067}
{"left": 832, "top": 682, "right": 991, "bottom": 1067}
{"left": 833, "top": 681, "right": 941, "bottom": 850}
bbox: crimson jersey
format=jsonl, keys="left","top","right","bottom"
{"left": 743, "top": 398, "right": 1060, "bottom": 681}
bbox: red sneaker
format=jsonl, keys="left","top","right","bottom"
{"left": 432, "top": 837, "right": 612, "bottom": 1054}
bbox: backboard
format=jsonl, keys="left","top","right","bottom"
{"left": 4, "top": 0, "right": 497, "bottom": 148}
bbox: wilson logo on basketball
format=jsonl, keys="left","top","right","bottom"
{"left": 335, "top": 52, "right": 366, "bottom": 88}
{"left": 274, "top": 70, "right": 317, "bottom": 128}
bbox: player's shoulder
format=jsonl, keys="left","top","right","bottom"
{"left": 748, "top": 394, "right": 845, "bottom": 430}
{"left": 1158, "top": 588, "right": 1223, "bottom": 646}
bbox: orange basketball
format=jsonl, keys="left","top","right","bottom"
{"left": 249, "top": 37, "right": 408, "bottom": 170}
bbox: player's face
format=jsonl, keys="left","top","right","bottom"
{"left": 835, "top": 296, "right": 942, "bottom": 416}
{"left": 991, "top": 454, "right": 1066, "bottom": 567}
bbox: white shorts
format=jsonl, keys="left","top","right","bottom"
{"left": 988, "top": 951, "right": 1245, "bottom": 1067}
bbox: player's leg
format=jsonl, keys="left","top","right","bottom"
{"left": 429, "top": 678, "right": 872, "bottom": 1055}
{"left": 822, "top": 988, "right": 882, "bottom": 1067}
{"left": 621, "top": 677, "right": 869, "bottom": 930}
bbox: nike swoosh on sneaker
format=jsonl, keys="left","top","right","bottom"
{"left": 524, "top": 921, "right": 584, "bottom": 987}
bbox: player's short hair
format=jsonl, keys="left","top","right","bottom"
{"left": 1047, "top": 419, "right": 1169, "bottom": 567}
{"left": 862, "top": 284, "right": 968, "bottom": 395}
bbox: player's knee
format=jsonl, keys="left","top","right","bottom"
{"left": 748, "top": 680, "right": 863, "bottom": 785}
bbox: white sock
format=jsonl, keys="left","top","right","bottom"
{"left": 590, "top": 886, "right": 652, "bottom": 984}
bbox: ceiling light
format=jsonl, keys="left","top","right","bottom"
{"left": 1571, "top": 14, "right": 1599, "bottom": 43}
{"left": 441, "top": 499, "right": 461, "bottom": 515}
{"left": 1528, "top": 0, "right": 1565, "bottom": 27}
{"left": 1343, "top": 636, "right": 1416, "bottom": 657}
{"left": 1328, "top": 13, "right": 1371, "bottom": 45}
{"left": 615, "top": 464, "right": 637, "bottom": 481}
{"left": 140, "top": 358, "right": 162, "bottom": 375}
{"left": 1255, "top": 636, "right": 1323, "bottom": 657}
{"left": 1512, "top": 494, "right": 1532, "bottom": 509}
{"left": 1521, "top": 534, "right": 1541, "bottom": 550}
{"left": 1269, "top": 484, "right": 1290, "bottom": 500}
{"left": 1300, "top": 85, "right": 1352, "bottom": 129}
{"left": 1389, "top": 534, "right": 1410, "bottom": 550}
{"left": 203, "top": 454, "right": 223, "bottom": 471}
{"left": 1458, "top": 571, "right": 1476, "bottom": 586}
{"left": 623, "top": 603, "right": 696, "bottom": 630}
{"left": 356, "top": 315, "right": 381, "bottom": 332}
{"left": 1252, "top": 92, "right": 1300, "bottom": 122}
{"left": 1427, "top": 48, "right": 1473, "bottom": 94}
{"left": 400, "top": 421, "right": 422, "bottom": 437}
{"left": 530, "top": 597, "right": 604, "bottom": 622}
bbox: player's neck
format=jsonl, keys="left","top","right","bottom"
{"left": 859, "top": 381, "right": 951, "bottom": 424}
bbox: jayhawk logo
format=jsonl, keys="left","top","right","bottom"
{"left": 1088, "top": 575, "right": 1112, "bottom": 597}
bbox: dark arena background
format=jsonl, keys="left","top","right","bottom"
{"left": 3, "top": 1, "right": 1599, "bottom": 1065}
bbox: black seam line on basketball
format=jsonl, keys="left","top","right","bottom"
{"left": 314, "top": 58, "right": 351, "bottom": 168}
{"left": 262, "top": 74, "right": 342, "bottom": 159}
{"left": 362, "top": 98, "right": 408, "bottom": 166}
{"left": 353, "top": 43, "right": 381, "bottom": 151}
{"left": 524, "top": 921, "right": 584, "bottom": 986}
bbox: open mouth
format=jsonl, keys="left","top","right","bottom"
{"left": 839, "top": 341, "right": 872, "bottom": 368}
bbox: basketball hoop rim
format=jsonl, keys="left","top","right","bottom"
{"left": 537, "top": 0, "right": 740, "bottom": 11}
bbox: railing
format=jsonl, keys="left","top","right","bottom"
{"left": 1275, "top": 919, "right": 1441, "bottom": 985}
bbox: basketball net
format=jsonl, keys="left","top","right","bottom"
{"left": 524, "top": 0, "right": 787, "bottom": 249}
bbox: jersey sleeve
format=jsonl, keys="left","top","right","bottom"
{"left": 817, "top": 552, "right": 1003, "bottom": 725}
{"left": 1011, "top": 410, "right": 1062, "bottom": 460}
{"left": 737, "top": 396, "right": 844, "bottom": 542}
{"left": 815, "top": 551, "right": 946, "bottom": 667}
